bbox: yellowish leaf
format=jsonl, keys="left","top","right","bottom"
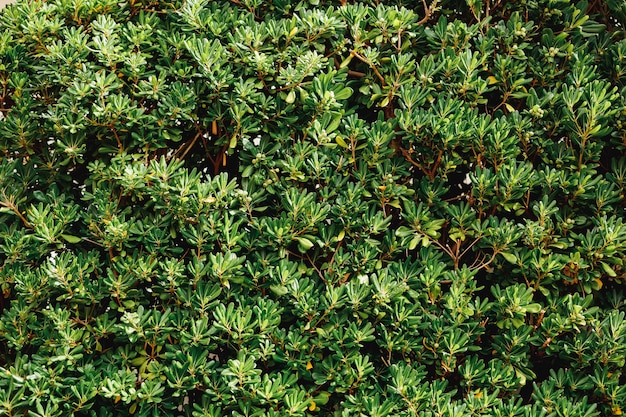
{"left": 335, "top": 136, "right": 348, "bottom": 148}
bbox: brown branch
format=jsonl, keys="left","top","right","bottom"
{"left": 396, "top": 144, "right": 438, "bottom": 180}
{"left": 470, "top": 250, "right": 500, "bottom": 271}
{"left": 397, "top": 146, "right": 423, "bottom": 170}
{"left": 347, "top": 70, "right": 366, "bottom": 78}
{"left": 111, "top": 126, "right": 123, "bottom": 152}
{"left": 351, "top": 51, "right": 386, "bottom": 86}
{"left": 218, "top": 145, "right": 228, "bottom": 175}
{"left": 417, "top": 0, "right": 439, "bottom": 25}
{"left": 108, "top": 247, "right": 119, "bottom": 278}
{"left": 459, "top": 236, "right": 484, "bottom": 260}
{"left": 306, "top": 253, "right": 326, "bottom": 284}
{"left": 176, "top": 130, "right": 203, "bottom": 161}
{"left": 0, "top": 199, "right": 32, "bottom": 229}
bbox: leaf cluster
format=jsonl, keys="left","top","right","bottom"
{"left": 0, "top": 0, "right": 625, "bottom": 416}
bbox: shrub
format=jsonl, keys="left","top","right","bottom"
{"left": 0, "top": 0, "right": 625, "bottom": 415}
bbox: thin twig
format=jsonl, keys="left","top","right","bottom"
{"left": 351, "top": 51, "right": 386, "bottom": 86}
{"left": 459, "top": 236, "right": 484, "bottom": 260}
{"left": 306, "top": 253, "right": 326, "bottom": 283}
{"left": 347, "top": 70, "right": 366, "bottom": 78}
{"left": 417, "top": 0, "right": 439, "bottom": 25}
{"left": 0, "top": 200, "right": 32, "bottom": 229}
{"left": 177, "top": 130, "right": 203, "bottom": 161}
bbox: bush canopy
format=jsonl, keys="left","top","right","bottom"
{"left": 0, "top": 0, "right": 625, "bottom": 416}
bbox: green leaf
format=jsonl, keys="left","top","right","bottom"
{"left": 229, "top": 134, "right": 238, "bottom": 149}
{"left": 295, "top": 236, "right": 314, "bottom": 252}
{"left": 270, "top": 285, "right": 288, "bottom": 296}
{"left": 600, "top": 261, "right": 617, "bottom": 277}
{"left": 335, "top": 136, "right": 348, "bottom": 149}
{"left": 510, "top": 318, "right": 524, "bottom": 328}
{"left": 525, "top": 303, "right": 542, "bottom": 314}
{"left": 61, "top": 234, "right": 82, "bottom": 244}
{"left": 500, "top": 252, "right": 517, "bottom": 264}
{"left": 340, "top": 54, "right": 353, "bottom": 68}
{"left": 313, "top": 391, "right": 330, "bottom": 406}
{"left": 334, "top": 87, "right": 353, "bottom": 101}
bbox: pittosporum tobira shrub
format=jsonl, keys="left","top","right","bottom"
{"left": 0, "top": 0, "right": 625, "bottom": 415}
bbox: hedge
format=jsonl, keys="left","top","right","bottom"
{"left": 0, "top": 0, "right": 625, "bottom": 416}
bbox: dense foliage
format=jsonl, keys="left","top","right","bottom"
{"left": 0, "top": 0, "right": 625, "bottom": 415}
